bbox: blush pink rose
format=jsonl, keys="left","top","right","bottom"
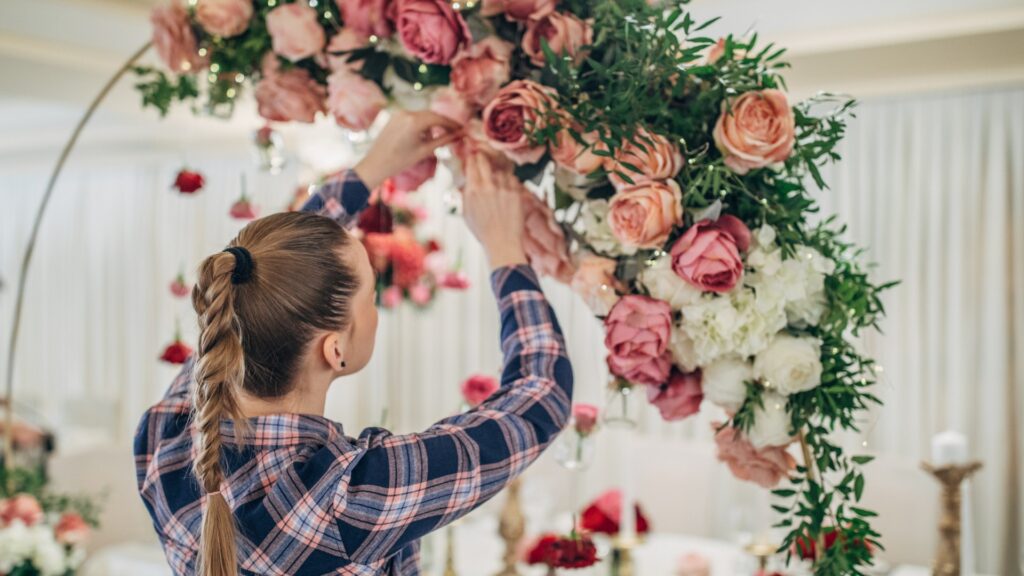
{"left": 266, "top": 3, "right": 326, "bottom": 62}
{"left": 255, "top": 56, "right": 326, "bottom": 123}
{"left": 604, "top": 127, "right": 683, "bottom": 188}
{"left": 326, "top": 70, "right": 386, "bottom": 131}
{"left": 337, "top": 0, "right": 394, "bottom": 39}
{"left": 409, "top": 283, "right": 433, "bottom": 305}
{"left": 392, "top": 156, "right": 438, "bottom": 192}
{"left": 522, "top": 12, "right": 593, "bottom": 67}
{"left": 54, "top": 512, "right": 90, "bottom": 546}
{"left": 381, "top": 285, "right": 403, "bottom": 308}
{"left": 604, "top": 295, "right": 673, "bottom": 386}
{"left": 570, "top": 254, "right": 622, "bottom": 316}
{"left": 646, "top": 370, "right": 703, "bottom": 421}
{"left": 450, "top": 37, "right": 514, "bottom": 107}
{"left": 0, "top": 494, "right": 43, "bottom": 527}
{"left": 151, "top": 1, "right": 205, "bottom": 73}
{"left": 395, "top": 0, "right": 471, "bottom": 65}
{"left": 607, "top": 180, "right": 683, "bottom": 250}
{"left": 195, "top": 0, "right": 253, "bottom": 37}
{"left": 572, "top": 403, "right": 600, "bottom": 436}
{"left": 551, "top": 127, "right": 604, "bottom": 175}
{"left": 485, "top": 0, "right": 556, "bottom": 21}
{"left": 461, "top": 374, "right": 500, "bottom": 406}
{"left": 482, "top": 80, "right": 556, "bottom": 165}
{"left": 440, "top": 271, "right": 470, "bottom": 289}
{"left": 521, "top": 191, "right": 575, "bottom": 283}
{"left": 669, "top": 214, "right": 751, "bottom": 293}
{"left": 713, "top": 89, "right": 795, "bottom": 175}
{"left": 713, "top": 424, "right": 796, "bottom": 488}
{"left": 326, "top": 29, "right": 370, "bottom": 71}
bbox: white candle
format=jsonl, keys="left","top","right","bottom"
{"left": 619, "top": 426, "right": 637, "bottom": 542}
{"left": 931, "top": 430, "right": 968, "bottom": 466}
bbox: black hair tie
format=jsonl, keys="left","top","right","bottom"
{"left": 223, "top": 246, "right": 254, "bottom": 285}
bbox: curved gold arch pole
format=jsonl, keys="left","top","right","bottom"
{"left": 3, "top": 42, "right": 152, "bottom": 475}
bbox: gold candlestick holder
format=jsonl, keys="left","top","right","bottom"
{"left": 744, "top": 542, "right": 776, "bottom": 572}
{"left": 443, "top": 524, "right": 458, "bottom": 576}
{"left": 495, "top": 478, "right": 525, "bottom": 576}
{"left": 921, "top": 461, "right": 982, "bottom": 576}
{"left": 610, "top": 535, "right": 637, "bottom": 576}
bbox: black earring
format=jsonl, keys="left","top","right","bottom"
{"left": 340, "top": 360, "right": 347, "bottom": 369}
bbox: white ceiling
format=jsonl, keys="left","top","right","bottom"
{"left": 1, "top": 0, "right": 1022, "bottom": 155}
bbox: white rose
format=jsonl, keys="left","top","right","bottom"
{"left": 754, "top": 333, "right": 823, "bottom": 396}
{"left": 579, "top": 200, "right": 632, "bottom": 256}
{"left": 668, "top": 323, "right": 700, "bottom": 372}
{"left": 640, "top": 255, "right": 703, "bottom": 309}
{"left": 747, "top": 391, "right": 793, "bottom": 448}
{"left": 702, "top": 356, "right": 754, "bottom": 412}
{"left": 30, "top": 527, "right": 67, "bottom": 576}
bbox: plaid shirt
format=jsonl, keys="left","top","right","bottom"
{"left": 134, "top": 171, "right": 573, "bottom": 575}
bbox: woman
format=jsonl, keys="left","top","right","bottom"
{"left": 134, "top": 110, "right": 574, "bottom": 576}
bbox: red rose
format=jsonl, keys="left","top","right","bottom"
{"left": 794, "top": 527, "right": 872, "bottom": 560}
{"left": 523, "top": 533, "right": 598, "bottom": 569}
{"left": 173, "top": 169, "right": 205, "bottom": 194}
{"left": 160, "top": 339, "right": 193, "bottom": 364}
{"left": 395, "top": 0, "right": 471, "bottom": 65}
{"left": 358, "top": 202, "right": 395, "bottom": 234}
{"left": 229, "top": 196, "right": 259, "bottom": 220}
{"left": 580, "top": 489, "right": 651, "bottom": 535}
{"left": 669, "top": 215, "right": 751, "bottom": 293}
{"left": 425, "top": 239, "right": 443, "bottom": 253}
{"left": 461, "top": 374, "right": 499, "bottom": 406}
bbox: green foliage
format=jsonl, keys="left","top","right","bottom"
{"left": 132, "top": 66, "right": 198, "bottom": 117}
{"left": 0, "top": 466, "right": 104, "bottom": 527}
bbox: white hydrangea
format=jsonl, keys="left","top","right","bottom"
{"left": 0, "top": 521, "right": 34, "bottom": 573}
{"left": 30, "top": 526, "right": 67, "bottom": 576}
{"left": 579, "top": 200, "right": 633, "bottom": 256}
{"left": 679, "top": 286, "right": 788, "bottom": 366}
{"left": 701, "top": 356, "right": 754, "bottom": 413}
{"left": 668, "top": 322, "right": 700, "bottom": 373}
{"left": 0, "top": 520, "right": 80, "bottom": 576}
{"left": 744, "top": 225, "right": 835, "bottom": 328}
{"left": 639, "top": 255, "right": 703, "bottom": 309}
{"left": 754, "top": 333, "right": 823, "bottom": 396}
{"left": 747, "top": 392, "right": 793, "bottom": 449}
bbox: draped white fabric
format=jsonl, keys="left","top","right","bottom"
{"left": 0, "top": 86, "right": 1021, "bottom": 573}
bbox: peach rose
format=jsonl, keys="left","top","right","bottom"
{"left": 713, "top": 424, "right": 796, "bottom": 488}
{"left": 607, "top": 180, "right": 683, "bottom": 250}
{"left": 483, "top": 80, "right": 556, "bottom": 165}
{"left": 255, "top": 56, "right": 326, "bottom": 123}
{"left": 337, "top": 0, "right": 394, "bottom": 39}
{"left": 713, "top": 89, "right": 795, "bottom": 175}
{"left": 604, "top": 295, "right": 673, "bottom": 386}
{"left": 669, "top": 214, "right": 751, "bottom": 293}
{"left": 707, "top": 37, "right": 746, "bottom": 64}
{"left": 486, "top": 0, "right": 556, "bottom": 21}
{"left": 604, "top": 127, "right": 683, "bottom": 188}
{"left": 570, "top": 254, "right": 622, "bottom": 316}
{"left": 326, "top": 70, "right": 386, "bottom": 131}
{"left": 266, "top": 3, "right": 326, "bottom": 62}
{"left": 450, "top": 37, "right": 514, "bottom": 108}
{"left": 195, "top": 0, "right": 253, "bottom": 38}
{"left": 521, "top": 191, "right": 574, "bottom": 283}
{"left": 395, "top": 0, "right": 471, "bottom": 65}
{"left": 150, "top": 1, "right": 205, "bottom": 73}
{"left": 522, "top": 12, "right": 593, "bottom": 68}
{"left": 326, "top": 29, "right": 370, "bottom": 71}
{"left": 551, "top": 127, "right": 604, "bottom": 175}
{"left": 646, "top": 369, "right": 703, "bottom": 421}
{"left": 54, "top": 512, "right": 90, "bottom": 546}
{"left": 0, "top": 494, "right": 43, "bottom": 527}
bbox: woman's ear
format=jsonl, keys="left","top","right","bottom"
{"left": 320, "top": 332, "right": 347, "bottom": 372}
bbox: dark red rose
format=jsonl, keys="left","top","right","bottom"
{"left": 524, "top": 533, "right": 598, "bottom": 569}
{"left": 580, "top": 488, "right": 650, "bottom": 535}
{"left": 525, "top": 534, "right": 559, "bottom": 565}
{"left": 173, "top": 169, "right": 205, "bottom": 194}
{"left": 425, "top": 239, "right": 442, "bottom": 253}
{"left": 358, "top": 202, "right": 395, "bottom": 234}
{"left": 794, "top": 527, "right": 872, "bottom": 560}
{"left": 159, "top": 340, "right": 193, "bottom": 364}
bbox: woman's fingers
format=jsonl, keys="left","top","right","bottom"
{"left": 414, "top": 111, "right": 462, "bottom": 132}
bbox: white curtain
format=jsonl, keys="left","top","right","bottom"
{"left": 1, "top": 86, "right": 1021, "bottom": 574}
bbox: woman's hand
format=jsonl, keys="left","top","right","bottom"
{"left": 463, "top": 154, "right": 527, "bottom": 270}
{"left": 354, "top": 110, "right": 462, "bottom": 190}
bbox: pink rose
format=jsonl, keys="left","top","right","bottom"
{"left": 392, "top": 156, "right": 438, "bottom": 192}
{"left": 169, "top": 275, "right": 191, "bottom": 298}
{"left": 607, "top": 180, "right": 683, "bottom": 250}
{"left": 461, "top": 374, "right": 500, "bottom": 406}
{"left": 604, "top": 295, "right": 673, "bottom": 386}
{"left": 409, "top": 283, "right": 433, "bottom": 305}
{"left": 669, "top": 215, "right": 751, "bottom": 293}
{"left": 0, "top": 494, "right": 43, "bottom": 527}
{"left": 336, "top": 0, "right": 394, "bottom": 39}
{"left": 195, "top": 0, "right": 252, "bottom": 37}
{"left": 713, "top": 89, "right": 795, "bottom": 175}
{"left": 229, "top": 196, "right": 258, "bottom": 220}
{"left": 713, "top": 424, "right": 796, "bottom": 488}
{"left": 572, "top": 403, "right": 599, "bottom": 436}
{"left": 486, "top": 0, "right": 556, "bottom": 21}
{"left": 450, "top": 37, "right": 513, "bottom": 107}
{"left": 255, "top": 55, "right": 326, "bottom": 123}
{"left": 266, "top": 3, "right": 326, "bottom": 62}
{"left": 381, "top": 285, "right": 403, "bottom": 308}
{"left": 439, "top": 271, "right": 470, "bottom": 290}
{"left": 646, "top": 370, "right": 703, "bottom": 421}
{"left": 326, "top": 70, "right": 386, "bottom": 131}
{"left": 604, "top": 127, "right": 683, "bottom": 188}
{"left": 54, "top": 512, "right": 90, "bottom": 546}
{"left": 482, "top": 80, "right": 556, "bottom": 165}
{"left": 326, "top": 29, "right": 371, "bottom": 71}
{"left": 570, "top": 254, "right": 621, "bottom": 316}
{"left": 522, "top": 12, "right": 593, "bottom": 68}
{"left": 150, "top": 1, "right": 205, "bottom": 73}
{"left": 395, "top": 0, "right": 471, "bottom": 65}
{"left": 551, "top": 127, "right": 604, "bottom": 175}
{"left": 521, "top": 191, "right": 575, "bottom": 283}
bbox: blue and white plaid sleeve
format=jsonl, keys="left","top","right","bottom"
{"left": 301, "top": 170, "right": 371, "bottom": 229}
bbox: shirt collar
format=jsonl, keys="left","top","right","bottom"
{"left": 218, "top": 412, "right": 349, "bottom": 449}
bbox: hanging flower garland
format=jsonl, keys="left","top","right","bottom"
{"left": 139, "top": 0, "right": 892, "bottom": 571}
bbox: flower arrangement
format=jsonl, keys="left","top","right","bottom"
{"left": 523, "top": 532, "right": 599, "bottom": 572}
{"left": 579, "top": 489, "right": 650, "bottom": 537}
{"left": 141, "top": 0, "right": 891, "bottom": 570}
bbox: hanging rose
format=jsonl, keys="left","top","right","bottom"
{"left": 159, "top": 337, "right": 192, "bottom": 364}
{"left": 173, "top": 169, "right": 205, "bottom": 194}
{"left": 580, "top": 489, "right": 651, "bottom": 535}
{"left": 409, "top": 282, "right": 433, "bottom": 306}
{"left": 460, "top": 374, "right": 499, "bottom": 407}
{"left": 572, "top": 403, "right": 599, "bottom": 436}
{"left": 439, "top": 271, "right": 470, "bottom": 290}
{"left": 169, "top": 272, "right": 191, "bottom": 298}
{"left": 229, "top": 194, "right": 259, "bottom": 220}
{"left": 713, "top": 89, "right": 795, "bottom": 175}
{"left": 380, "top": 286, "right": 403, "bottom": 308}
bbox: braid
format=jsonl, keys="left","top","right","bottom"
{"left": 191, "top": 250, "right": 246, "bottom": 576}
